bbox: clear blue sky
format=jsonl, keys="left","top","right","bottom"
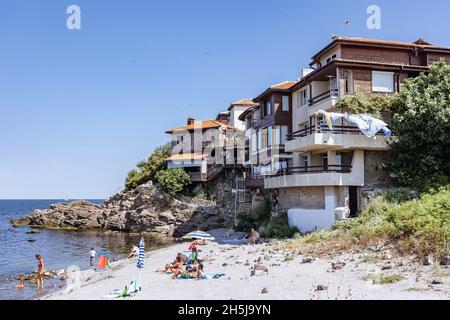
{"left": 1, "top": 0, "right": 449, "bottom": 199}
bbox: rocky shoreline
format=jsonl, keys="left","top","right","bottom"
{"left": 11, "top": 182, "right": 234, "bottom": 238}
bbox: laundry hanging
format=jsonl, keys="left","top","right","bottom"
{"left": 315, "top": 110, "right": 391, "bottom": 138}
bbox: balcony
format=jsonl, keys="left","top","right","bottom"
{"left": 285, "top": 125, "right": 390, "bottom": 153}
{"left": 264, "top": 150, "right": 365, "bottom": 189}
{"left": 308, "top": 89, "right": 340, "bottom": 116}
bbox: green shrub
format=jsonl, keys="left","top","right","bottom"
{"left": 125, "top": 143, "right": 173, "bottom": 189}
{"left": 234, "top": 200, "right": 272, "bottom": 232}
{"left": 333, "top": 187, "right": 450, "bottom": 259}
{"left": 383, "top": 60, "right": 450, "bottom": 188}
{"left": 383, "top": 187, "right": 419, "bottom": 203}
{"left": 155, "top": 168, "right": 191, "bottom": 196}
{"left": 264, "top": 217, "right": 300, "bottom": 239}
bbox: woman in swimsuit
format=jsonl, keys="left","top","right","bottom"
{"left": 35, "top": 254, "right": 45, "bottom": 289}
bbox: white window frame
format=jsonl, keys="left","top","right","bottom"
{"left": 372, "top": 71, "right": 394, "bottom": 93}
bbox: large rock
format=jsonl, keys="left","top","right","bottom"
{"left": 11, "top": 181, "right": 234, "bottom": 238}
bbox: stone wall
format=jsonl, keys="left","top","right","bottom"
{"left": 364, "top": 151, "right": 394, "bottom": 187}
{"left": 277, "top": 187, "right": 325, "bottom": 210}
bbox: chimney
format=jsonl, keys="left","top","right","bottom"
{"left": 187, "top": 117, "right": 195, "bottom": 125}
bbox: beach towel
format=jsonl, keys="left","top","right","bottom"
{"left": 176, "top": 273, "right": 226, "bottom": 280}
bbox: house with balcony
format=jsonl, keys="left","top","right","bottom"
{"left": 239, "top": 81, "right": 297, "bottom": 189}
{"left": 264, "top": 36, "right": 450, "bottom": 232}
{"left": 165, "top": 117, "right": 243, "bottom": 182}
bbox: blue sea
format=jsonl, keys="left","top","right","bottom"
{"left": 0, "top": 200, "right": 168, "bottom": 300}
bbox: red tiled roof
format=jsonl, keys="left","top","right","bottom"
{"left": 228, "top": 98, "right": 259, "bottom": 111}
{"left": 164, "top": 153, "right": 206, "bottom": 162}
{"left": 312, "top": 36, "right": 450, "bottom": 61}
{"left": 269, "top": 81, "right": 298, "bottom": 90}
{"left": 166, "top": 120, "right": 241, "bottom": 134}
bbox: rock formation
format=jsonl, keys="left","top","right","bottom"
{"left": 11, "top": 181, "right": 234, "bottom": 238}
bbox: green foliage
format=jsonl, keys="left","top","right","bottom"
{"left": 382, "top": 59, "right": 450, "bottom": 188}
{"left": 363, "top": 274, "right": 404, "bottom": 285}
{"left": 382, "top": 187, "right": 419, "bottom": 203}
{"left": 234, "top": 200, "right": 299, "bottom": 239}
{"left": 155, "top": 168, "right": 191, "bottom": 196}
{"left": 234, "top": 200, "right": 271, "bottom": 232}
{"left": 335, "top": 91, "right": 395, "bottom": 117}
{"left": 125, "top": 143, "right": 173, "bottom": 189}
{"left": 334, "top": 187, "right": 450, "bottom": 259}
{"left": 264, "top": 217, "right": 300, "bottom": 239}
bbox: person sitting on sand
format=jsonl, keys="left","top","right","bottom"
{"left": 175, "top": 252, "right": 188, "bottom": 265}
{"left": 16, "top": 276, "right": 25, "bottom": 289}
{"left": 35, "top": 254, "right": 45, "bottom": 290}
{"left": 127, "top": 245, "right": 139, "bottom": 259}
{"left": 161, "top": 259, "right": 183, "bottom": 274}
{"left": 191, "top": 263, "right": 205, "bottom": 280}
{"left": 249, "top": 228, "right": 260, "bottom": 245}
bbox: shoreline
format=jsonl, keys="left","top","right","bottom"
{"left": 40, "top": 230, "right": 449, "bottom": 300}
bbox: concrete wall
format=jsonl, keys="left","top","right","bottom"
{"left": 287, "top": 186, "right": 343, "bottom": 232}
{"left": 230, "top": 106, "right": 249, "bottom": 131}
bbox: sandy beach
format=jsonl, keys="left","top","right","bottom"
{"left": 40, "top": 230, "right": 449, "bottom": 300}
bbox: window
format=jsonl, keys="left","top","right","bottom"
{"left": 280, "top": 126, "right": 288, "bottom": 145}
{"left": 344, "top": 70, "right": 354, "bottom": 95}
{"left": 257, "top": 130, "right": 262, "bottom": 150}
{"left": 282, "top": 96, "right": 289, "bottom": 111}
{"left": 372, "top": 71, "right": 394, "bottom": 93}
{"left": 301, "top": 155, "right": 309, "bottom": 172}
{"left": 326, "top": 54, "right": 337, "bottom": 64}
{"left": 265, "top": 101, "right": 272, "bottom": 115}
{"left": 272, "top": 126, "right": 280, "bottom": 145}
{"left": 299, "top": 89, "right": 308, "bottom": 107}
{"left": 251, "top": 132, "right": 257, "bottom": 152}
{"left": 267, "top": 127, "right": 272, "bottom": 147}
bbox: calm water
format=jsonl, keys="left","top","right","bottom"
{"left": 0, "top": 200, "right": 170, "bottom": 300}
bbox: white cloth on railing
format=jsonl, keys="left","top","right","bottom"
{"left": 315, "top": 110, "right": 391, "bottom": 138}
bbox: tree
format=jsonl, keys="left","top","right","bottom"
{"left": 125, "top": 143, "right": 173, "bottom": 189}
{"left": 335, "top": 91, "right": 395, "bottom": 118}
{"left": 382, "top": 59, "right": 450, "bottom": 188}
{"left": 155, "top": 168, "right": 191, "bottom": 196}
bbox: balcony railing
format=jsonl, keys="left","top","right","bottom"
{"left": 252, "top": 164, "right": 352, "bottom": 179}
{"left": 309, "top": 89, "right": 339, "bottom": 106}
{"left": 287, "top": 125, "right": 386, "bottom": 141}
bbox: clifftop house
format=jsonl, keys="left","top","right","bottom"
{"left": 164, "top": 36, "right": 450, "bottom": 232}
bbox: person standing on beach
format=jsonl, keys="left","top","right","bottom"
{"left": 35, "top": 254, "right": 45, "bottom": 290}
{"left": 89, "top": 247, "right": 96, "bottom": 267}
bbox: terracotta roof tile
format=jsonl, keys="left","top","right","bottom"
{"left": 333, "top": 36, "right": 450, "bottom": 50}
{"left": 164, "top": 152, "right": 206, "bottom": 162}
{"left": 166, "top": 120, "right": 241, "bottom": 134}
{"left": 269, "top": 81, "right": 298, "bottom": 90}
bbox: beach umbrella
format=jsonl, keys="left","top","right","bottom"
{"left": 182, "top": 231, "right": 215, "bottom": 241}
{"left": 136, "top": 236, "right": 145, "bottom": 269}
